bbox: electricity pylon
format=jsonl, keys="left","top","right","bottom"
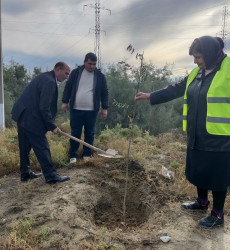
{"left": 220, "top": 6, "right": 229, "bottom": 50}
{"left": 84, "top": 0, "right": 111, "bottom": 68}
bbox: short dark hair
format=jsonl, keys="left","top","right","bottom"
{"left": 84, "top": 52, "right": 97, "bottom": 62}
{"left": 54, "top": 62, "right": 66, "bottom": 70}
{"left": 189, "top": 39, "right": 202, "bottom": 55}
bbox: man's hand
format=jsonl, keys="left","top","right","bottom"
{"left": 62, "top": 103, "right": 69, "bottom": 112}
{"left": 135, "top": 92, "right": 150, "bottom": 101}
{"left": 101, "top": 109, "right": 108, "bottom": 119}
{"left": 52, "top": 127, "right": 61, "bottom": 134}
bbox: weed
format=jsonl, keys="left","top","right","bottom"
{"left": 50, "top": 141, "right": 69, "bottom": 167}
{"left": 5, "top": 219, "right": 35, "bottom": 248}
{"left": 98, "top": 124, "right": 141, "bottom": 143}
{"left": 4, "top": 219, "right": 52, "bottom": 249}
{"left": 168, "top": 142, "right": 187, "bottom": 151}
{"left": 37, "top": 226, "right": 51, "bottom": 241}
{"left": 14, "top": 219, "right": 32, "bottom": 238}
{"left": 49, "top": 237, "right": 71, "bottom": 249}
{"left": 78, "top": 177, "right": 87, "bottom": 183}
{"left": 77, "top": 227, "right": 125, "bottom": 250}
{"left": 170, "top": 160, "right": 181, "bottom": 169}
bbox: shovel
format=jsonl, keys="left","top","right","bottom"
{"left": 59, "top": 130, "right": 123, "bottom": 159}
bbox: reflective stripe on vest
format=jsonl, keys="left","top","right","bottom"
{"left": 183, "top": 56, "right": 230, "bottom": 135}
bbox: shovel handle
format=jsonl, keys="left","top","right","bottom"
{"left": 59, "top": 130, "right": 107, "bottom": 155}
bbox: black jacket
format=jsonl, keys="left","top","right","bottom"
{"left": 11, "top": 71, "right": 58, "bottom": 135}
{"left": 62, "top": 66, "right": 108, "bottom": 112}
{"left": 150, "top": 59, "right": 230, "bottom": 152}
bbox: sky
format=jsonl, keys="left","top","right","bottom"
{"left": 2, "top": 0, "right": 230, "bottom": 76}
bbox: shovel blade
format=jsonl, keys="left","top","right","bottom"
{"left": 98, "top": 148, "right": 123, "bottom": 158}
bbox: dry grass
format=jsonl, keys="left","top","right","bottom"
{"left": 0, "top": 126, "right": 225, "bottom": 207}
{"left": 1, "top": 125, "right": 230, "bottom": 249}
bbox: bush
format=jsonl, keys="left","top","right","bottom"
{"left": 98, "top": 123, "right": 142, "bottom": 143}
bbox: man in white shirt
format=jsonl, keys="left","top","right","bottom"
{"left": 62, "top": 53, "right": 108, "bottom": 163}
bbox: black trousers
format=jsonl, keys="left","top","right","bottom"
{"left": 69, "top": 110, "right": 97, "bottom": 158}
{"left": 17, "top": 125, "right": 56, "bottom": 179}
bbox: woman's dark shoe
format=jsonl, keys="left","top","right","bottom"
{"left": 181, "top": 200, "right": 209, "bottom": 211}
{"left": 198, "top": 211, "right": 224, "bottom": 228}
{"left": 21, "top": 172, "right": 43, "bottom": 182}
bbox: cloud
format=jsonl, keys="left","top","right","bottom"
{"left": 2, "top": 0, "right": 44, "bottom": 15}
{"left": 2, "top": 0, "right": 229, "bottom": 74}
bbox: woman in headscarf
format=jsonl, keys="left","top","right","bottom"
{"left": 135, "top": 36, "right": 230, "bottom": 228}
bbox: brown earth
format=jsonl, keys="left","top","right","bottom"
{"left": 0, "top": 156, "right": 230, "bottom": 249}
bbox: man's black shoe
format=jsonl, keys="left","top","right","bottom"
{"left": 181, "top": 200, "right": 209, "bottom": 211}
{"left": 46, "top": 175, "right": 70, "bottom": 184}
{"left": 198, "top": 211, "right": 224, "bottom": 228}
{"left": 21, "top": 172, "right": 43, "bottom": 182}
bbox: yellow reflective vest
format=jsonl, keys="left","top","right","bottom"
{"left": 183, "top": 56, "right": 230, "bottom": 135}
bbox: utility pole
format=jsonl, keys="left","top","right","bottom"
{"left": 84, "top": 0, "right": 111, "bottom": 68}
{"left": 0, "top": 0, "right": 5, "bottom": 130}
{"left": 220, "top": 6, "right": 229, "bottom": 50}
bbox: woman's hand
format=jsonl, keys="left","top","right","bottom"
{"left": 135, "top": 92, "right": 150, "bottom": 101}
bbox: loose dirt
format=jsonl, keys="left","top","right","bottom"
{"left": 0, "top": 157, "right": 230, "bottom": 249}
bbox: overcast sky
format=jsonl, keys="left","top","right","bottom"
{"left": 2, "top": 0, "right": 230, "bottom": 76}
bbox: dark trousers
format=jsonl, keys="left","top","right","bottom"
{"left": 197, "top": 187, "right": 227, "bottom": 210}
{"left": 18, "top": 125, "right": 56, "bottom": 179}
{"left": 69, "top": 109, "right": 97, "bottom": 158}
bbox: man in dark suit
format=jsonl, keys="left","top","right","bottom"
{"left": 12, "top": 62, "right": 71, "bottom": 184}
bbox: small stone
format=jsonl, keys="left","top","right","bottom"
{"left": 160, "top": 236, "right": 171, "bottom": 243}
{"left": 162, "top": 232, "right": 167, "bottom": 236}
{"left": 0, "top": 218, "right": 6, "bottom": 225}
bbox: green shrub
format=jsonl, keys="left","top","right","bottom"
{"left": 170, "top": 160, "right": 181, "bottom": 169}
{"left": 98, "top": 123, "right": 142, "bottom": 143}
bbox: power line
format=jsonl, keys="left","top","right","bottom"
{"left": 84, "top": 0, "right": 111, "bottom": 68}
{"left": 219, "top": 6, "right": 229, "bottom": 49}
{"left": 56, "top": 33, "right": 91, "bottom": 58}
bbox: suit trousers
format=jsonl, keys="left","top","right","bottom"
{"left": 17, "top": 125, "right": 57, "bottom": 179}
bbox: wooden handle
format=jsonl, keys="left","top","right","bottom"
{"left": 59, "top": 130, "right": 107, "bottom": 155}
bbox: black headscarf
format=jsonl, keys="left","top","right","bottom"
{"left": 197, "top": 36, "right": 225, "bottom": 69}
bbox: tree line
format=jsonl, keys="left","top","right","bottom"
{"left": 3, "top": 60, "right": 184, "bottom": 135}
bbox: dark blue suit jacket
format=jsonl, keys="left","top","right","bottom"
{"left": 12, "top": 71, "right": 58, "bottom": 136}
